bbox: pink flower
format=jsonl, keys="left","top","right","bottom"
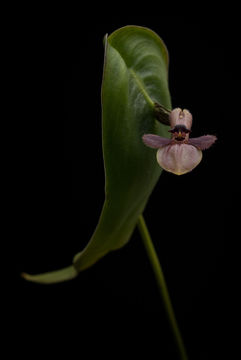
{"left": 143, "top": 108, "right": 217, "bottom": 175}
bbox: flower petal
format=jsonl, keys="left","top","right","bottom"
{"left": 188, "top": 135, "right": 217, "bottom": 150}
{"left": 169, "top": 108, "right": 193, "bottom": 130}
{"left": 142, "top": 134, "right": 171, "bottom": 148}
{"left": 156, "top": 143, "right": 202, "bottom": 175}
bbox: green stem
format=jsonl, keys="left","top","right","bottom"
{"left": 137, "top": 214, "right": 188, "bottom": 360}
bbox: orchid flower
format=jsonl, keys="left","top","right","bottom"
{"left": 143, "top": 108, "right": 217, "bottom": 175}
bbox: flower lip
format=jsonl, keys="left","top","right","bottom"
{"left": 156, "top": 144, "right": 203, "bottom": 175}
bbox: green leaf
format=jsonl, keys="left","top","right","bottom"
{"left": 22, "top": 26, "right": 171, "bottom": 284}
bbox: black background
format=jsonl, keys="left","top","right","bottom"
{"left": 11, "top": 15, "right": 238, "bottom": 359}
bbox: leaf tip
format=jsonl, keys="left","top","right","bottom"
{"left": 21, "top": 272, "right": 30, "bottom": 280}
{"left": 103, "top": 33, "right": 108, "bottom": 47}
{"left": 20, "top": 266, "right": 78, "bottom": 284}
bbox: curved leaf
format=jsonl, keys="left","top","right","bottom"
{"left": 22, "top": 26, "right": 171, "bottom": 283}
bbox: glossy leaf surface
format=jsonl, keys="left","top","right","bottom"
{"left": 22, "top": 26, "right": 171, "bottom": 283}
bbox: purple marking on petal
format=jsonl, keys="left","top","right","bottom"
{"left": 142, "top": 134, "right": 171, "bottom": 149}
{"left": 188, "top": 135, "right": 217, "bottom": 150}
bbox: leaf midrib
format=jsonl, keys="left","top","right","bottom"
{"left": 129, "top": 68, "right": 154, "bottom": 108}
{"left": 109, "top": 40, "right": 155, "bottom": 109}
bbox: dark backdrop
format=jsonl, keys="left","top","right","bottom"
{"left": 12, "top": 16, "right": 238, "bottom": 359}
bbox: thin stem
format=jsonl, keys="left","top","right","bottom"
{"left": 137, "top": 214, "right": 188, "bottom": 360}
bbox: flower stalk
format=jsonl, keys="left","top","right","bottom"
{"left": 137, "top": 214, "right": 188, "bottom": 360}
